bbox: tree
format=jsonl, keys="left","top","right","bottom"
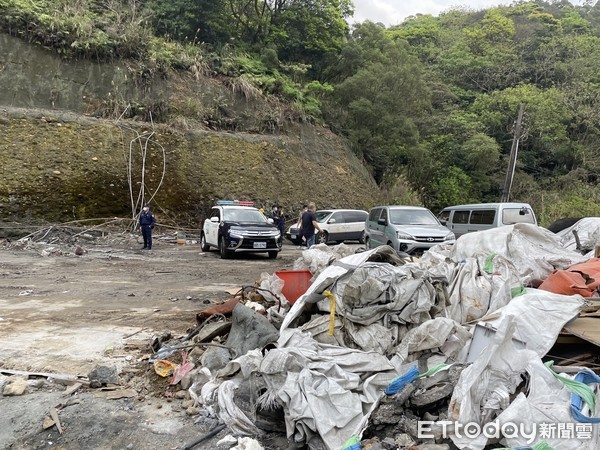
{"left": 146, "top": 0, "right": 232, "bottom": 43}
{"left": 329, "top": 22, "right": 430, "bottom": 183}
{"left": 470, "top": 84, "right": 572, "bottom": 176}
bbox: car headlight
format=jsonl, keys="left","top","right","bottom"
{"left": 444, "top": 232, "right": 456, "bottom": 241}
{"left": 229, "top": 231, "right": 244, "bottom": 238}
{"left": 397, "top": 232, "right": 413, "bottom": 240}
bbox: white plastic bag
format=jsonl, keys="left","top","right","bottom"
{"left": 259, "top": 272, "right": 288, "bottom": 305}
{"left": 451, "top": 223, "right": 585, "bottom": 282}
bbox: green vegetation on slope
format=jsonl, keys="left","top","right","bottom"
{"left": 2, "top": 0, "right": 600, "bottom": 224}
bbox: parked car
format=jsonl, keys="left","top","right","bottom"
{"left": 437, "top": 203, "right": 537, "bottom": 238}
{"left": 201, "top": 204, "right": 282, "bottom": 259}
{"left": 365, "top": 205, "right": 455, "bottom": 255}
{"left": 286, "top": 209, "right": 369, "bottom": 245}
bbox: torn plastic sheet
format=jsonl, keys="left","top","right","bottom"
{"left": 259, "top": 272, "right": 288, "bottom": 305}
{"left": 337, "top": 263, "right": 437, "bottom": 327}
{"left": 187, "top": 367, "right": 212, "bottom": 406}
{"left": 320, "top": 262, "right": 446, "bottom": 353}
{"left": 557, "top": 217, "right": 600, "bottom": 253}
{"left": 344, "top": 321, "right": 393, "bottom": 355}
{"left": 301, "top": 315, "right": 346, "bottom": 347}
{"left": 446, "top": 254, "right": 523, "bottom": 323}
{"left": 259, "top": 329, "right": 400, "bottom": 450}
{"left": 217, "top": 379, "right": 263, "bottom": 436}
{"left": 281, "top": 247, "right": 400, "bottom": 332}
{"left": 293, "top": 243, "right": 356, "bottom": 275}
{"left": 419, "top": 244, "right": 457, "bottom": 282}
{"left": 394, "top": 317, "right": 471, "bottom": 363}
{"left": 479, "top": 289, "right": 584, "bottom": 357}
{"left": 451, "top": 223, "right": 585, "bottom": 283}
{"left": 448, "top": 316, "right": 541, "bottom": 449}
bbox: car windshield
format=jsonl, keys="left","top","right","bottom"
{"left": 223, "top": 209, "right": 268, "bottom": 223}
{"left": 389, "top": 209, "right": 439, "bottom": 225}
{"left": 315, "top": 211, "right": 332, "bottom": 222}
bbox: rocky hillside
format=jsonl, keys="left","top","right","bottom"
{"left": 0, "top": 34, "right": 380, "bottom": 226}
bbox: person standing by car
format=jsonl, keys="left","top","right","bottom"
{"left": 296, "top": 205, "right": 308, "bottom": 227}
{"left": 295, "top": 204, "right": 308, "bottom": 247}
{"left": 270, "top": 205, "right": 279, "bottom": 222}
{"left": 301, "top": 202, "right": 322, "bottom": 249}
{"left": 296, "top": 204, "right": 308, "bottom": 235}
{"left": 139, "top": 204, "right": 156, "bottom": 250}
{"left": 277, "top": 207, "right": 286, "bottom": 236}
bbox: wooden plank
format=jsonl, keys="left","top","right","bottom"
{"left": 556, "top": 353, "right": 593, "bottom": 366}
{"left": 94, "top": 388, "right": 137, "bottom": 399}
{"left": 564, "top": 317, "right": 600, "bottom": 347}
{"left": 63, "top": 382, "right": 83, "bottom": 397}
{"left": 49, "top": 407, "right": 63, "bottom": 434}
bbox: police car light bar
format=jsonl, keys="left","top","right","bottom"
{"left": 216, "top": 200, "right": 255, "bottom": 206}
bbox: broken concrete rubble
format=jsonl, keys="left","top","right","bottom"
{"left": 2, "top": 377, "right": 28, "bottom": 396}
{"left": 87, "top": 365, "right": 118, "bottom": 388}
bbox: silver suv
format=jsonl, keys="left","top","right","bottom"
{"left": 365, "top": 206, "right": 455, "bottom": 255}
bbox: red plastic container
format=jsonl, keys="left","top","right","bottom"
{"left": 275, "top": 270, "right": 312, "bottom": 304}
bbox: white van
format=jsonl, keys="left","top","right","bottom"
{"left": 437, "top": 203, "right": 537, "bottom": 238}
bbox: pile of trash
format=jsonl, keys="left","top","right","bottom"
{"left": 153, "top": 222, "right": 600, "bottom": 449}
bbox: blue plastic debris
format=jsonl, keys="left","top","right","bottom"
{"left": 571, "top": 369, "right": 600, "bottom": 423}
{"left": 384, "top": 365, "right": 419, "bottom": 395}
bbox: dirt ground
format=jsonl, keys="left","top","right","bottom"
{"left": 0, "top": 231, "right": 319, "bottom": 450}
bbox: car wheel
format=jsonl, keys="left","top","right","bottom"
{"left": 200, "top": 233, "right": 210, "bottom": 252}
{"left": 359, "top": 230, "right": 365, "bottom": 244}
{"left": 219, "top": 236, "right": 231, "bottom": 259}
{"left": 268, "top": 251, "right": 278, "bottom": 259}
{"left": 317, "top": 231, "right": 328, "bottom": 245}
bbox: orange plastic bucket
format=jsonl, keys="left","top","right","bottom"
{"left": 275, "top": 270, "right": 312, "bottom": 304}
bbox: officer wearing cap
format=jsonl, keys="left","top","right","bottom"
{"left": 139, "top": 204, "right": 156, "bottom": 250}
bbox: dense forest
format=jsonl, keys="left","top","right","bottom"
{"left": 2, "top": 0, "right": 600, "bottom": 223}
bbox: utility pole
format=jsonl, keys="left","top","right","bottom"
{"left": 501, "top": 104, "right": 525, "bottom": 203}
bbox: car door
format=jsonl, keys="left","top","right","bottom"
{"left": 343, "top": 211, "right": 366, "bottom": 240}
{"left": 449, "top": 209, "right": 470, "bottom": 237}
{"left": 371, "top": 208, "right": 387, "bottom": 246}
{"left": 326, "top": 211, "right": 345, "bottom": 241}
{"left": 206, "top": 208, "right": 220, "bottom": 246}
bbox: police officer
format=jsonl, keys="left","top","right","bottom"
{"left": 139, "top": 204, "right": 156, "bottom": 250}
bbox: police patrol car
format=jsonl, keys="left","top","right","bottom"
{"left": 201, "top": 201, "right": 282, "bottom": 259}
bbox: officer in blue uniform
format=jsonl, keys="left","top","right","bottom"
{"left": 139, "top": 204, "right": 156, "bottom": 250}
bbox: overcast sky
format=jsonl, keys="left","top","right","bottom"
{"left": 351, "top": 0, "right": 586, "bottom": 26}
